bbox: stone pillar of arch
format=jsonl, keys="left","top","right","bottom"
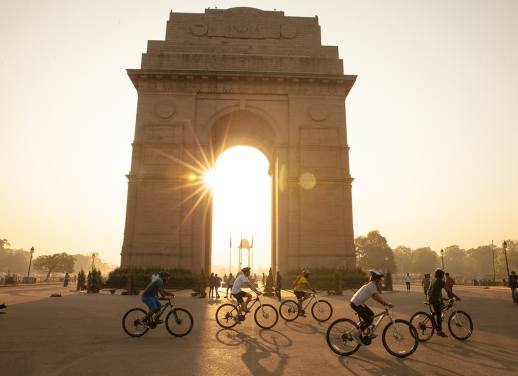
{"left": 121, "top": 7, "right": 357, "bottom": 274}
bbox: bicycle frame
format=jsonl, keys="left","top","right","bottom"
{"left": 357, "top": 307, "right": 399, "bottom": 339}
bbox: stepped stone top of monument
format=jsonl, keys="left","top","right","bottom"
{"left": 138, "top": 7, "right": 345, "bottom": 76}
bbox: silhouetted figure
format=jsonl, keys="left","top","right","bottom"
{"left": 63, "top": 272, "right": 70, "bottom": 288}
{"left": 215, "top": 274, "right": 221, "bottom": 298}
{"left": 275, "top": 271, "right": 282, "bottom": 301}
{"left": 225, "top": 273, "right": 235, "bottom": 298}
{"left": 422, "top": 274, "right": 431, "bottom": 298}
{"left": 208, "top": 273, "right": 215, "bottom": 299}
{"left": 445, "top": 273, "right": 455, "bottom": 296}
{"left": 509, "top": 271, "right": 518, "bottom": 305}
{"left": 403, "top": 273, "right": 412, "bottom": 291}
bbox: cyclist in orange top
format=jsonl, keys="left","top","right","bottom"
{"left": 291, "top": 270, "right": 316, "bottom": 317}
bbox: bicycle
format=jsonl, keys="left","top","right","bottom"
{"left": 326, "top": 305, "right": 419, "bottom": 358}
{"left": 410, "top": 298, "right": 473, "bottom": 341}
{"left": 215, "top": 292, "right": 279, "bottom": 329}
{"left": 122, "top": 297, "right": 193, "bottom": 337}
{"left": 279, "top": 292, "right": 333, "bottom": 322}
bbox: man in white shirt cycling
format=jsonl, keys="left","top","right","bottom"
{"left": 231, "top": 267, "right": 261, "bottom": 321}
{"left": 350, "top": 269, "right": 393, "bottom": 345}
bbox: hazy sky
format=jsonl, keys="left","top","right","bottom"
{"left": 1, "top": 0, "right": 517, "bottom": 265}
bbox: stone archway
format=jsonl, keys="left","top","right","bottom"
{"left": 120, "top": 7, "right": 357, "bottom": 274}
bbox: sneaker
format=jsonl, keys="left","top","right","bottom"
{"left": 140, "top": 318, "right": 150, "bottom": 328}
{"left": 351, "top": 334, "right": 365, "bottom": 345}
{"left": 436, "top": 331, "right": 448, "bottom": 337}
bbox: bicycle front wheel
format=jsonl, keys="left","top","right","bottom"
{"left": 410, "top": 311, "right": 435, "bottom": 342}
{"left": 382, "top": 319, "right": 419, "bottom": 358}
{"left": 122, "top": 308, "right": 149, "bottom": 337}
{"left": 166, "top": 308, "right": 193, "bottom": 337}
{"left": 311, "top": 300, "right": 333, "bottom": 322}
{"left": 448, "top": 310, "right": 473, "bottom": 340}
{"left": 279, "top": 300, "right": 299, "bottom": 321}
{"left": 215, "top": 303, "right": 239, "bottom": 329}
{"left": 254, "top": 304, "right": 279, "bottom": 329}
{"left": 326, "top": 318, "right": 361, "bottom": 356}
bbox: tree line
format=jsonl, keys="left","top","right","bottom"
{"left": 0, "top": 238, "right": 115, "bottom": 279}
{"left": 355, "top": 230, "right": 517, "bottom": 280}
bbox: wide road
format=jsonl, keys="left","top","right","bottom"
{"left": 1, "top": 285, "right": 517, "bottom": 375}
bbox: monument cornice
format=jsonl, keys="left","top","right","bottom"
{"left": 127, "top": 69, "right": 356, "bottom": 97}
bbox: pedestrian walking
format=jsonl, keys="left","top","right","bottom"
{"left": 275, "top": 271, "right": 282, "bottom": 301}
{"left": 215, "top": 274, "right": 222, "bottom": 299}
{"left": 63, "top": 272, "right": 70, "bottom": 288}
{"left": 403, "top": 272, "right": 412, "bottom": 291}
{"left": 422, "top": 273, "right": 431, "bottom": 298}
{"left": 445, "top": 273, "right": 455, "bottom": 295}
{"left": 208, "top": 273, "right": 215, "bottom": 299}
{"left": 509, "top": 271, "right": 518, "bottom": 305}
{"left": 225, "top": 273, "right": 235, "bottom": 298}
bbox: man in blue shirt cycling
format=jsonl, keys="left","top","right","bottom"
{"left": 141, "top": 271, "right": 175, "bottom": 326}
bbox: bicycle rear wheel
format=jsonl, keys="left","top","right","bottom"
{"left": 311, "top": 300, "right": 333, "bottom": 322}
{"left": 326, "top": 318, "right": 361, "bottom": 356}
{"left": 122, "top": 308, "right": 149, "bottom": 337}
{"left": 254, "top": 304, "right": 279, "bottom": 329}
{"left": 410, "top": 311, "right": 435, "bottom": 341}
{"left": 166, "top": 308, "right": 194, "bottom": 337}
{"left": 216, "top": 303, "right": 239, "bottom": 329}
{"left": 382, "top": 319, "right": 419, "bottom": 358}
{"left": 279, "top": 300, "right": 299, "bottom": 321}
{"left": 448, "top": 310, "right": 473, "bottom": 340}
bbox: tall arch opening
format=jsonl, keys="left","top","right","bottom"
{"left": 206, "top": 146, "right": 272, "bottom": 276}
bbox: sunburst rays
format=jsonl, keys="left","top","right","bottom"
{"left": 146, "top": 123, "right": 233, "bottom": 227}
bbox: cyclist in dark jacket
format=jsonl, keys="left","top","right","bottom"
{"left": 428, "top": 269, "right": 460, "bottom": 337}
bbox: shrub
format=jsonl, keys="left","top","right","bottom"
{"left": 87, "top": 268, "right": 103, "bottom": 293}
{"left": 284, "top": 267, "right": 367, "bottom": 290}
{"left": 105, "top": 267, "right": 197, "bottom": 290}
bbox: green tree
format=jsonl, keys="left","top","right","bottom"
{"left": 443, "top": 245, "right": 466, "bottom": 276}
{"left": 411, "top": 247, "right": 439, "bottom": 274}
{"left": 465, "top": 245, "right": 494, "bottom": 280}
{"left": 0, "top": 239, "right": 11, "bottom": 249}
{"left": 393, "top": 246, "right": 412, "bottom": 273}
{"left": 355, "top": 230, "right": 396, "bottom": 272}
{"left": 33, "top": 253, "right": 76, "bottom": 281}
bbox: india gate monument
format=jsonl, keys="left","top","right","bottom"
{"left": 120, "top": 7, "right": 357, "bottom": 274}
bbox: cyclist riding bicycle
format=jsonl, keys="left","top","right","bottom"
{"left": 350, "top": 269, "right": 393, "bottom": 345}
{"left": 231, "top": 267, "right": 261, "bottom": 321}
{"left": 291, "top": 270, "right": 316, "bottom": 317}
{"left": 141, "top": 271, "right": 175, "bottom": 326}
{"left": 428, "top": 268, "right": 461, "bottom": 337}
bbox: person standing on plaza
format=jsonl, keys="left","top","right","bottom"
{"left": 208, "top": 273, "right": 215, "bottom": 299}
{"left": 509, "top": 271, "right": 518, "bottom": 305}
{"left": 422, "top": 273, "right": 431, "bottom": 298}
{"left": 403, "top": 273, "right": 412, "bottom": 292}
{"left": 275, "top": 271, "right": 282, "bottom": 301}
{"left": 225, "top": 273, "right": 235, "bottom": 298}
{"left": 63, "top": 272, "right": 70, "bottom": 288}
{"left": 445, "top": 273, "right": 455, "bottom": 295}
{"left": 215, "top": 274, "right": 222, "bottom": 299}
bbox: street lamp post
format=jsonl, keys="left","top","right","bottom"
{"left": 27, "top": 246, "right": 35, "bottom": 278}
{"left": 503, "top": 241, "right": 510, "bottom": 277}
{"left": 491, "top": 240, "right": 496, "bottom": 282}
{"left": 440, "top": 249, "right": 445, "bottom": 269}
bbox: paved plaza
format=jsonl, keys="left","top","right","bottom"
{"left": 1, "top": 284, "right": 517, "bottom": 376}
